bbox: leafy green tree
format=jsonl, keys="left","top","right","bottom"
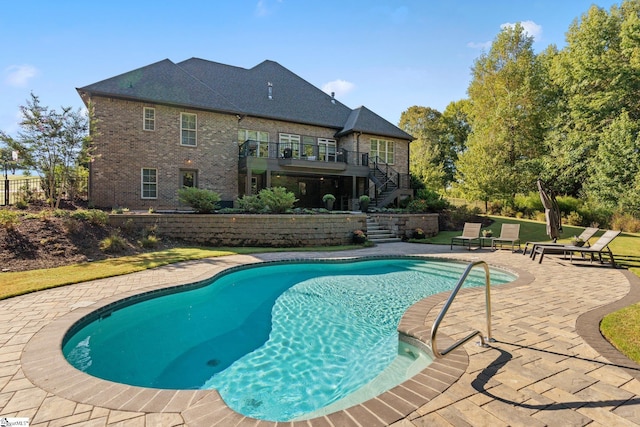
{"left": 457, "top": 23, "right": 549, "bottom": 202}
{"left": 440, "top": 99, "right": 471, "bottom": 181}
{"left": 545, "top": 2, "right": 640, "bottom": 196}
{"left": 399, "top": 106, "right": 446, "bottom": 190}
{"left": 585, "top": 111, "right": 640, "bottom": 208}
{"left": 13, "top": 93, "right": 92, "bottom": 208}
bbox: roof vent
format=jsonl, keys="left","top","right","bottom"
{"left": 331, "top": 92, "right": 336, "bottom": 104}
{"left": 268, "top": 82, "right": 273, "bottom": 100}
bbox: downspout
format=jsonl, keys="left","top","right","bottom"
{"left": 407, "top": 138, "right": 411, "bottom": 190}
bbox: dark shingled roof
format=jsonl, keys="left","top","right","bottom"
{"left": 78, "top": 58, "right": 413, "bottom": 141}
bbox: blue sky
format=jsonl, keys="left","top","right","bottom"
{"left": 0, "top": 0, "right": 620, "bottom": 136}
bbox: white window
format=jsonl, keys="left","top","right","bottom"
{"left": 279, "top": 133, "right": 301, "bottom": 158}
{"left": 238, "top": 129, "right": 269, "bottom": 157}
{"left": 318, "top": 138, "right": 337, "bottom": 162}
{"left": 370, "top": 138, "right": 395, "bottom": 164}
{"left": 141, "top": 168, "right": 157, "bottom": 199}
{"left": 143, "top": 107, "right": 155, "bottom": 131}
{"left": 181, "top": 113, "right": 197, "bottom": 146}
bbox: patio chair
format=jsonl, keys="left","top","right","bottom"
{"left": 523, "top": 227, "right": 599, "bottom": 257}
{"left": 491, "top": 224, "right": 521, "bottom": 252}
{"left": 450, "top": 222, "right": 482, "bottom": 250}
{"left": 532, "top": 230, "right": 621, "bottom": 266}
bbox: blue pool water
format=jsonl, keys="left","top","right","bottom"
{"left": 63, "top": 257, "right": 515, "bottom": 421}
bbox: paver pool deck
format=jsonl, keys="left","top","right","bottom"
{"left": 1, "top": 242, "right": 640, "bottom": 426}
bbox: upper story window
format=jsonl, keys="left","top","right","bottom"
{"left": 279, "top": 133, "right": 301, "bottom": 158}
{"left": 141, "top": 168, "right": 157, "bottom": 199}
{"left": 181, "top": 113, "right": 197, "bottom": 146}
{"left": 238, "top": 129, "right": 269, "bottom": 157}
{"left": 370, "top": 138, "right": 395, "bottom": 164}
{"left": 143, "top": 107, "right": 155, "bottom": 131}
{"left": 318, "top": 138, "right": 337, "bottom": 162}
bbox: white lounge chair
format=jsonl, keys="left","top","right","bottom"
{"left": 532, "top": 230, "right": 621, "bottom": 266}
{"left": 450, "top": 222, "right": 482, "bottom": 250}
{"left": 491, "top": 224, "right": 521, "bottom": 252}
{"left": 523, "top": 227, "right": 599, "bottom": 257}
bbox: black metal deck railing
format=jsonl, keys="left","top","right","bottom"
{"left": 239, "top": 140, "right": 349, "bottom": 164}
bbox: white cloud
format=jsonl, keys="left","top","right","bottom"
{"left": 467, "top": 41, "right": 492, "bottom": 50}
{"left": 501, "top": 20, "right": 543, "bottom": 41}
{"left": 4, "top": 64, "right": 38, "bottom": 87}
{"left": 322, "top": 79, "right": 355, "bottom": 98}
{"left": 255, "top": 0, "right": 282, "bottom": 17}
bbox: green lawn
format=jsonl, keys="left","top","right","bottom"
{"left": 0, "top": 244, "right": 368, "bottom": 300}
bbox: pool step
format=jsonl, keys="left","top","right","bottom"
{"left": 366, "top": 216, "right": 402, "bottom": 243}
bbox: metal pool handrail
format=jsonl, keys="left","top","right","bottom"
{"left": 430, "top": 260, "right": 493, "bottom": 358}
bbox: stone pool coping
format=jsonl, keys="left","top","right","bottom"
{"left": 21, "top": 256, "right": 532, "bottom": 426}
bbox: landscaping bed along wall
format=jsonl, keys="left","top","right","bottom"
{"left": 108, "top": 213, "right": 439, "bottom": 247}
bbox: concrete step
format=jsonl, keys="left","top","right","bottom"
{"left": 366, "top": 217, "right": 402, "bottom": 243}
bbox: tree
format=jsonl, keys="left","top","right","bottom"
{"left": 585, "top": 111, "right": 640, "bottom": 208}
{"left": 441, "top": 99, "right": 471, "bottom": 183}
{"left": 545, "top": 1, "right": 640, "bottom": 196}
{"left": 456, "top": 23, "right": 549, "bottom": 202}
{"left": 14, "top": 93, "right": 91, "bottom": 208}
{"left": 399, "top": 106, "right": 448, "bottom": 190}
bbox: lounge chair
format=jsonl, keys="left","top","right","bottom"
{"left": 523, "top": 227, "right": 599, "bottom": 257}
{"left": 450, "top": 222, "right": 482, "bottom": 250}
{"left": 532, "top": 230, "right": 621, "bottom": 266}
{"left": 491, "top": 224, "right": 521, "bottom": 252}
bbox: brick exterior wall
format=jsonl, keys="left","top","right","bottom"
{"left": 109, "top": 213, "right": 368, "bottom": 247}
{"left": 86, "top": 96, "right": 411, "bottom": 210}
{"left": 88, "top": 97, "right": 239, "bottom": 210}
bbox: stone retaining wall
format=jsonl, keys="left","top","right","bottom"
{"left": 368, "top": 213, "right": 439, "bottom": 238}
{"left": 108, "top": 213, "right": 368, "bottom": 247}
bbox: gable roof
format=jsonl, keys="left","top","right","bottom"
{"left": 78, "top": 58, "right": 413, "bottom": 141}
{"left": 337, "top": 106, "right": 413, "bottom": 139}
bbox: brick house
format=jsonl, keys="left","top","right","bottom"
{"left": 77, "top": 58, "right": 414, "bottom": 210}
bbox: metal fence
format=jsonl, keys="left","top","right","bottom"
{"left": 0, "top": 176, "right": 88, "bottom": 206}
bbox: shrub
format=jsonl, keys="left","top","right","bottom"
{"left": 178, "top": 187, "right": 221, "bottom": 213}
{"left": 352, "top": 229, "right": 367, "bottom": 243}
{"left": 556, "top": 195, "right": 581, "bottom": 217}
{"left": 419, "top": 189, "right": 449, "bottom": 209}
{"left": 99, "top": 234, "right": 127, "bottom": 253}
{"left": 71, "top": 209, "right": 109, "bottom": 226}
{"left": 259, "top": 187, "right": 297, "bottom": 213}
{"left": 408, "top": 189, "right": 449, "bottom": 212}
{"left": 406, "top": 199, "right": 430, "bottom": 212}
{"left": 322, "top": 194, "right": 336, "bottom": 202}
{"left": 565, "top": 211, "right": 583, "bottom": 226}
{"left": 611, "top": 212, "right": 640, "bottom": 233}
{"left": 413, "top": 228, "right": 426, "bottom": 239}
{"left": 140, "top": 235, "right": 160, "bottom": 248}
{"left": 487, "top": 201, "right": 503, "bottom": 215}
{"left": 237, "top": 194, "right": 264, "bottom": 213}
{"left": 14, "top": 199, "right": 28, "bottom": 210}
{"left": 0, "top": 210, "right": 21, "bottom": 230}
{"left": 514, "top": 192, "right": 543, "bottom": 217}
{"left": 500, "top": 205, "right": 516, "bottom": 217}
{"left": 440, "top": 204, "right": 483, "bottom": 231}
{"left": 237, "top": 187, "right": 297, "bottom": 213}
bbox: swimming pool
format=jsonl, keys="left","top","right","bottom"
{"left": 62, "top": 257, "right": 515, "bottom": 421}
